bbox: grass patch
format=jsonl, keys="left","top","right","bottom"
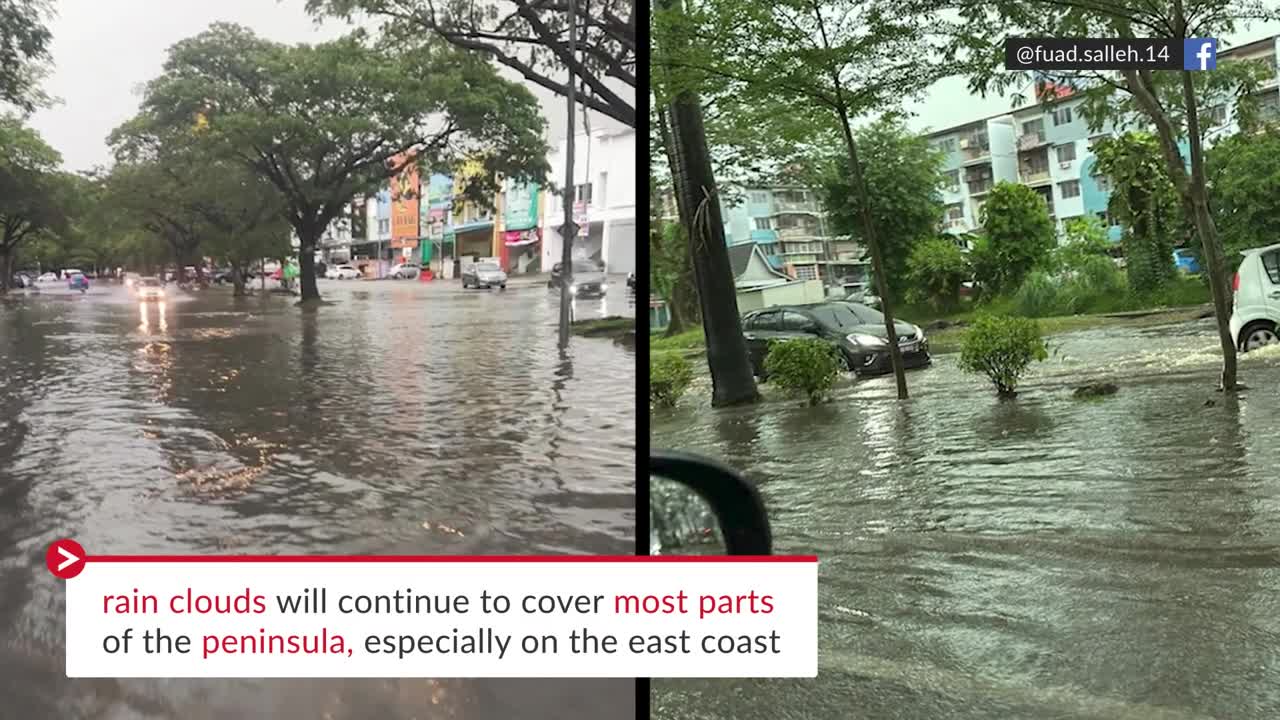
{"left": 572, "top": 316, "right": 634, "bottom": 338}
{"left": 651, "top": 328, "right": 706, "bottom": 352}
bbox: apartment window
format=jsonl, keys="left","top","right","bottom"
{"left": 1059, "top": 180, "right": 1081, "bottom": 199}
{"left": 1052, "top": 106, "right": 1073, "bottom": 126}
{"left": 749, "top": 191, "right": 768, "bottom": 204}
{"left": 575, "top": 183, "right": 593, "bottom": 205}
{"left": 935, "top": 138, "right": 956, "bottom": 153}
{"left": 753, "top": 217, "right": 775, "bottom": 231}
{"left": 944, "top": 169, "right": 960, "bottom": 189}
{"left": 946, "top": 203, "right": 964, "bottom": 221}
{"left": 794, "top": 266, "right": 818, "bottom": 281}
{"left": 1021, "top": 118, "right": 1044, "bottom": 137}
{"left": 1056, "top": 143, "right": 1077, "bottom": 162}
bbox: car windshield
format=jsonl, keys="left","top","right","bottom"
{"left": 139, "top": 278, "right": 161, "bottom": 287}
{"left": 476, "top": 263, "right": 499, "bottom": 271}
{"left": 843, "top": 302, "right": 884, "bottom": 324}
{"left": 804, "top": 304, "right": 864, "bottom": 329}
{"left": 572, "top": 262, "right": 599, "bottom": 273}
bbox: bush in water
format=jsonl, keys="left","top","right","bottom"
{"left": 764, "top": 338, "right": 841, "bottom": 405}
{"left": 651, "top": 352, "right": 693, "bottom": 408}
{"left": 958, "top": 315, "right": 1049, "bottom": 397}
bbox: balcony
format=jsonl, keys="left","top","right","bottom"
{"left": 1017, "top": 132, "right": 1047, "bottom": 151}
{"left": 772, "top": 198, "right": 821, "bottom": 213}
{"left": 777, "top": 227, "right": 822, "bottom": 241}
{"left": 1020, "top": 168, "right": 1051, "bottom": 185}
{"left": 966, "top": 180, "right": 993, "bottom": 196}
{"left": 749, "top": 228, "right": 779, "bottom": 243}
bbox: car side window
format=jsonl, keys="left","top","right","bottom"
{"left": 1263, "top": 251, "right": 1280, "bottom": 284}
{"left": 781, "top": 311, "right": 815, "bottom": 332}
{"left": 749, "top": 311, "right": 778, "bottom": 331}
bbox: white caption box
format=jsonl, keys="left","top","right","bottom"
{"left": 64, "top": 557, "right": 818, "bottom": 678}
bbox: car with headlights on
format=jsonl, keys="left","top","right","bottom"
{"left": 548, "top": 260, "right": 607, "bottom": 298}
{"left": 462, "top": 261, "right": 507, "bottom": 290}
{"left": 133, "top": 276, "right": 166, "bottom": 301}
{"left": 741, "top": 302, "right": 930, "bottom": 377}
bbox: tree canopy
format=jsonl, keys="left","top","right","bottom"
{"left": 307, "top": 0, "right": 636, "bottom": 127}
{"left": 135, "top": 23, "right": 550, "bottom": 300}
{"left": 0, "top": 0, "right": 52, "bottom": 112}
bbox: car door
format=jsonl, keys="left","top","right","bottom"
{"left": 779, "top": 310, "right": 821, "bottom": 340}
{"left": 1258, "top": 249, "right": 1280, "bottom": 319}
{"left": 742, "top": 310, "right": 781, "bottom": 373}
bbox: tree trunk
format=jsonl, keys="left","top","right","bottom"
{"left": 298, "top": 236, "right": 320, "bottom": 301}
{"left": 833, "top": 100, "right": 909, "bottom": 399}
{"left": 1122, "top": 63, "right": 1237, "bottom": 390}
{"left": 232, "top": 264, "right": 247, "bottom": 297}
{"left": 1181, "top": 71, "right": 1237, "bottom": 390}
{"left": 666, "top": 95, "right": 759, "bottom": 407}
{"left": 0, "top": 249, "right": 10, "bottom": 292}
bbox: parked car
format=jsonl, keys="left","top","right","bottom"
{"left": 1230, "top": 243, "right": 1280, "bottom": 351}
{"left": 1173, "top": 248, "right": 1202, "bottom": 274}
{"left": 462, "top": 262, "right": 507, "bottom": 290}
{"left": 67, "top": 272, "right": 90, "bottom": 293}
{"left": 548, "top": 260, "right": 607, "bottom": 297}
{"left": 741, "top": 302, "right": 930, "bottom": 377}
{"left": 389, "top": 263, "right": 419, "bottom": 279}
{"left": 9, "top": 272, "right": 33, "bottom": 288}
{"left": 325, "top": 265, "right": 361, "bottom": 280}
{"left": 134, "top": 276, "right": 166, "bottom": 301}
{"left": 36, "top": 272, "right": 58, "bottom": 284}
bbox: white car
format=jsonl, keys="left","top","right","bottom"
{"left": 325, "top": 265, "right": 361, "bottom": 280}
{"left": 134, "top": 276, "right": 166, "bottom": 301}
{"left": 1230, "top": 243, "right": 1280, "bottom": 351}
{"left": 388, "top": 263, "right": 419, "bottom": 279}
{"left": 36, "top": 272, "right": 59, "bottom": 283}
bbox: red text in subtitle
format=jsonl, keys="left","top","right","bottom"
{"left": 613, "top": 591, "right": 774, "bottom": 619}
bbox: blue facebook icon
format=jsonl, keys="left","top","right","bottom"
{"left": 1185, "top": 38, "right": 1217, "bottom": 70}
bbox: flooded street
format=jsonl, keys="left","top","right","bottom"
{"left": 0, "top": 278, "right": 635, "bottom": 719}
{"left": 653, "top": 318, "right": 1280, "bottom": 719}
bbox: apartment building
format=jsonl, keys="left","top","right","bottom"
{"left": 721, "top": 186, "right": 868, "bottom": 289}
{"left": 929, "top": 34, "right": 1280, "bottom": 246}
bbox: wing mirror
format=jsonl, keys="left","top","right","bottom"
{"left": 649, "top": 450, "right": 772, "bottom": 556}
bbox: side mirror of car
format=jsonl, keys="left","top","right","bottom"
{"left": 649, "top": 450, "right": 772, "bottom": 555}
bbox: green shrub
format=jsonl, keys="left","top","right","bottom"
{"left": 957, "top": 315, "right": 1049, "bottom": 396}
{"left": 907, "top": 237, "right": 970, "bottom": 309}
{"left": 764, "top": 338, "right": 841, "bottom": 405}
{"left": 1013, "top": 271, "right": 1064, "bottom": 317}
{"left": 651, "top": 352, "right": 693, "bottom": 407}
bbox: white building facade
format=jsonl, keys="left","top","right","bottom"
{"left": 540, "top": 127, "right": 636, "bottom": 274}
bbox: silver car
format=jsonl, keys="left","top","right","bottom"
{"left": 462, "top": 262, "right": 507, "bottom": 290}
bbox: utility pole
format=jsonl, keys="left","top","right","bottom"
{"left": 557, "top": 0, "right": 578, "bottom": 350}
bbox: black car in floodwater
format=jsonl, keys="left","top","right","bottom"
{"left": 741, "top": 302, "right": 930, "bottom": 376}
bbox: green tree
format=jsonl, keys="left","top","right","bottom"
{"left": 973, "top": 181, "right": 1055, "bottom": 296}
{"left": 1206, "top": 127, "right": 1280, "bottom": 261}
{"left": 137, "top": 23, "right": 549, "bottom": 302}
{"left": 0, "top": 116, "right": 66, "bottom": 290}
{"left": 821, "top": 117, "right": 946, "bottom": 300}
{"left": 1091, "top": 133, "right": 1181, "bottom": 293}
{"left": 102, "top": 159, "right": 211, "bottom": 282}
{"left": 950, "top": 2, "right": 1280, "bottom": 390}
{"left": 1053, "top": 216, "right": 1112, "bottom": 274}
{"left": 958, "top": 315, "right": 1049, "bottom": 397}
{"left": 307, "top": 0, "right": 636, "bottom": 128}
{"left": 907, "top": 237, "right": 969, "bottom": 309}
{"left": 655, "top": 0, "right": 951, "bottom": 399}
{"left": 0, "top": 0, "right": 52, "bottom": 111}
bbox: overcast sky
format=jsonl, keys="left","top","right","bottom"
{"left": 29, "top": 0, "right": 628, "bottom": 173}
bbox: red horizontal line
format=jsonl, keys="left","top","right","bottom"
{"left": 85, "top": 555, "right": 818, "bottom": 563}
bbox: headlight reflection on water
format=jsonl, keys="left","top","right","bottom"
{"left": 139, "top": 301, "right": 168, "bottom": 333}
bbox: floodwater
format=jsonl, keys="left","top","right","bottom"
{"left": 653, "top": 317, "right": 1280, "bottom": 719}
{"left": 0, "top": 277, "right": 636, "bottom": 719}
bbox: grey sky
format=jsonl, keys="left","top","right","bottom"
{"left": 30, "top": 0, "right": 628, "bottom": 172}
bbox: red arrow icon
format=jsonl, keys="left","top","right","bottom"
{"left": 46, "top": 539, "right": 86, "bottom": 580}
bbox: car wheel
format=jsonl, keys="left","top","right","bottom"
{"left": 500, "top": 284, "right": 506, "bottom": 290}
{"left": 1240, "top": 322, "right": 1279, "bottom": 352}
{"left": 838, "top": 350, "right": 854, "bottom": 372}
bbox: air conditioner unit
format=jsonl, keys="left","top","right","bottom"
{"left": 1059, "top": 161, "right": 1072, "bottom": 169}
{"left": 959, "top": 138, "right": 971, "bottom": 149}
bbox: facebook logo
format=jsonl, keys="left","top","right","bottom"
{"left": 1184, "top": 38, "right": 1217, "bottom": 70}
